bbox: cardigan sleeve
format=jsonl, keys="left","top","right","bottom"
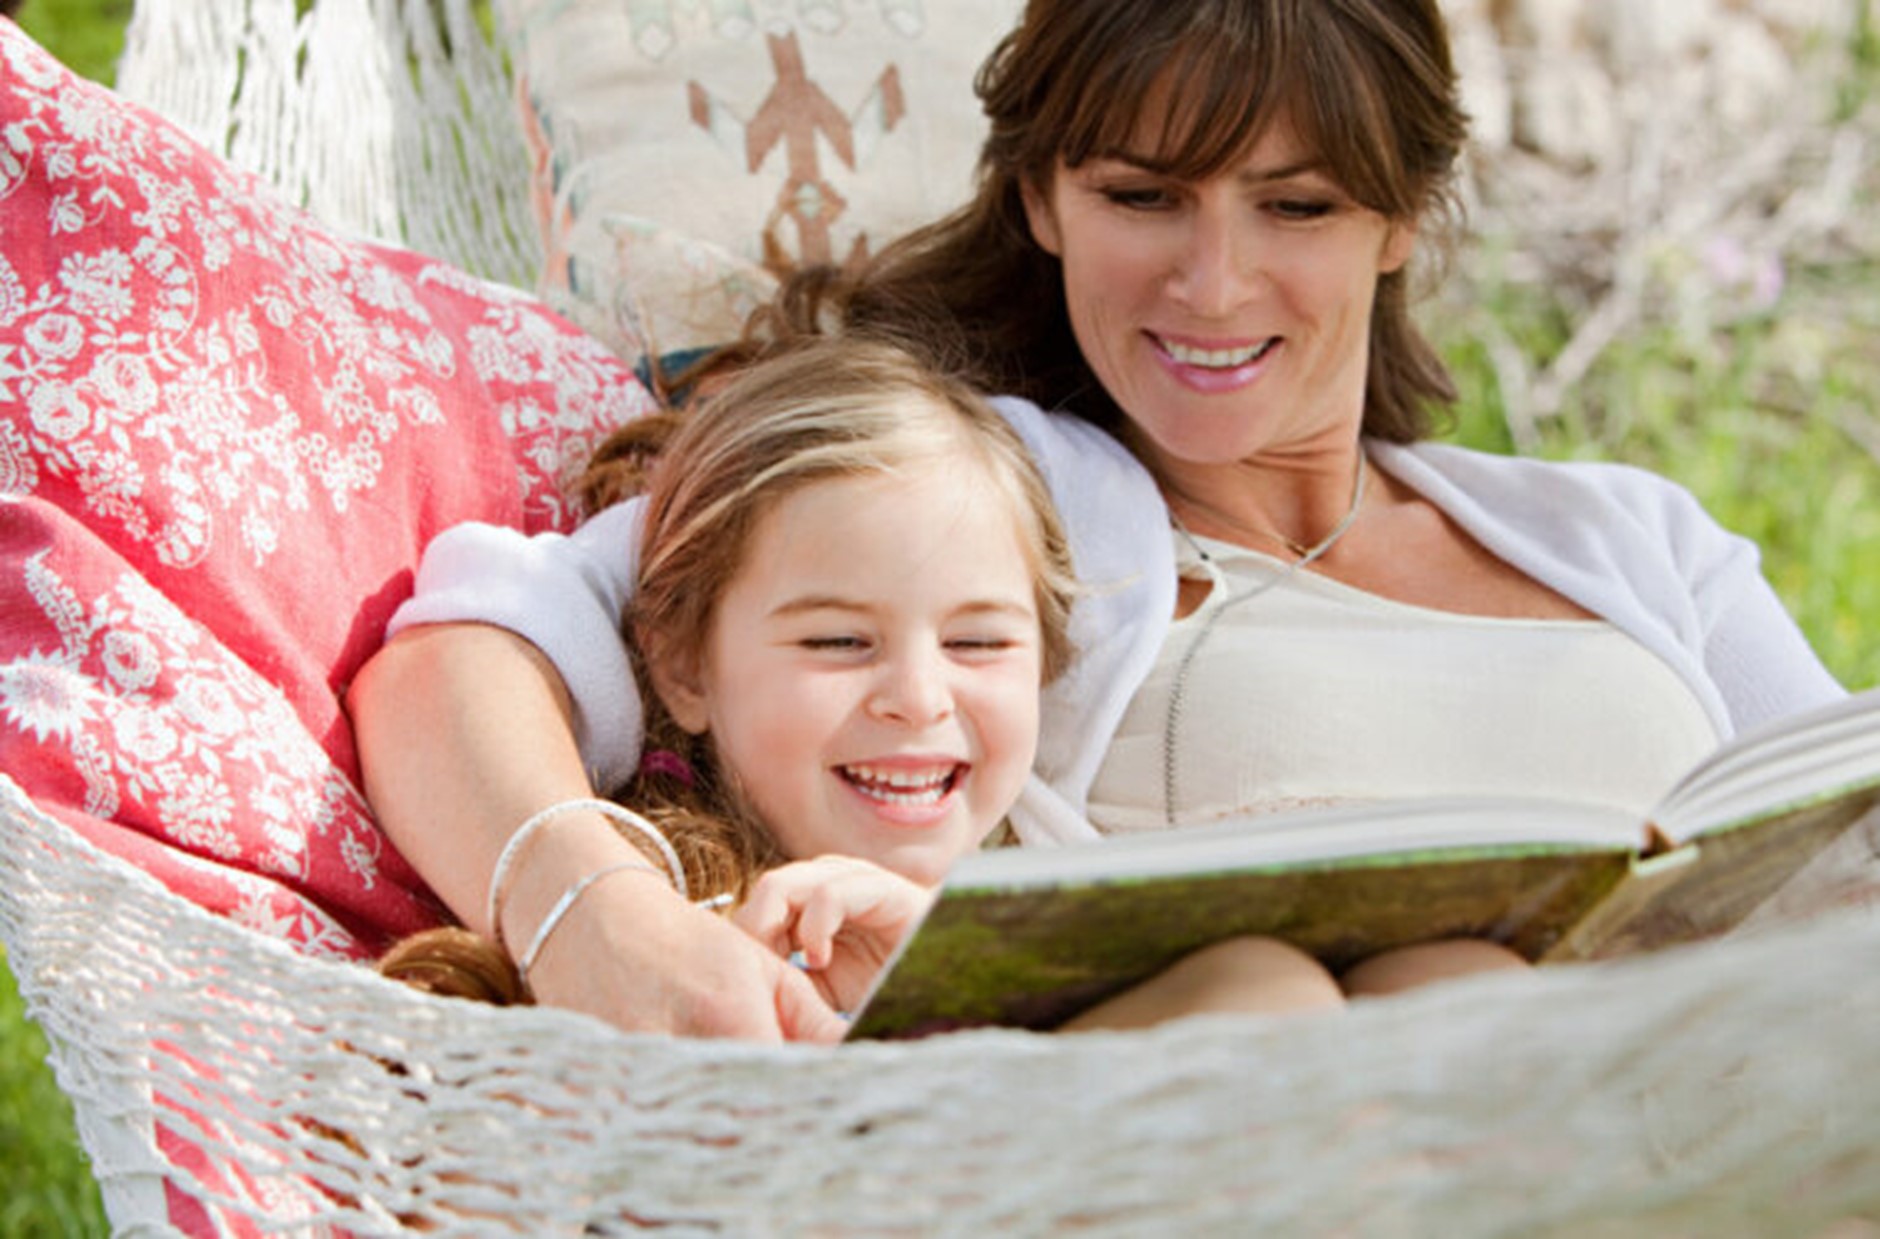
{"left": 386, "top": 502, "right": 648, "bottom": 793}
{"left": 1654, "top": 486, "right": 1846, "bottom": 730}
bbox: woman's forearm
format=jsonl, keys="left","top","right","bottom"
{"left": 348, "top": 623, "right": 604, "bottom": 932}
{"left": 346, "top": 622, "right": 845, "bottom": 1040}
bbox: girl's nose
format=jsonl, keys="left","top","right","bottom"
{"left": 1168, "top": 199, "right": 1262, "bottom": 317}
{"left": 867, "top": 649, "right": 954, "bottom": 726}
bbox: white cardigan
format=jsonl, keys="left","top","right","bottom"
{"left": 390, "top": 396, "right": 1845, "bottom": 845}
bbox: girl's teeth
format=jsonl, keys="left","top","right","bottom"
{"left": 843, "top": 764, "right": 956, "bottom": 806}
{"left": 1162, "top": 338, "right": 1274, "bottom": 368}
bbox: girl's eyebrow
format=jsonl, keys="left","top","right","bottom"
{"left": 766, "top": 596, "right": 1038, "bottom": 620}
{"left": 767, "top": 595, "right": 870, "bottom": 619}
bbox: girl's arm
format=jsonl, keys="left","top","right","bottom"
{"left": 349, "top": 622, "right": 847, "bottom": 1041}
{"left": 732, "top": 857, "right": 937, "bottom": 1015}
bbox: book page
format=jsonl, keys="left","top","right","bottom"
{"left": 1548, "top": 791, "right": 1880, "bottom": 962}
{"left": 1656, "top": 688, "right": 1880, "bottom": 840}
{"left": 946, "top": 796, "right": 1642, "bottom": 891}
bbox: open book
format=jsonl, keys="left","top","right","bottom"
{"left": 847, "top": 687, "right": 1880, "bottom": 1040}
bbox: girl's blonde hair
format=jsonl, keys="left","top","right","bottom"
{"left": 383, "top": 333, "right": 1077, "bottom": 1002}
{"left": 610, "top": 334, "right": 1076, "bottom": 902}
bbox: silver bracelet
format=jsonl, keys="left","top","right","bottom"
{"left": 587, "top": 800, "right": 690, "bottom": 900}
{"left": 515, "top": 861, "right": 660, "bottom": 985}
{"left": 485, "top": 799, "right": 686, "bottom": 958}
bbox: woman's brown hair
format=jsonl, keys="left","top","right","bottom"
{"left": 834, "top": 0, "right": 1469, "bottom": 442}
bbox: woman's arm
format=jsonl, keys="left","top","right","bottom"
{"left": 348, "top": 622, "right": 846, "bottom": 1040}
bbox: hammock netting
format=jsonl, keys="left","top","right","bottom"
{"left": 6, "top": 0, "right": 1880, "bottom": 1232}
{"left": 7, "top": 779, "right": 1880, "bottom": 1234}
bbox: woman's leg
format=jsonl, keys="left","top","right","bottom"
{"left": 1339, "top": 938, "right": 1528, "bottom": 999}
{"left": 1060, "top": 936, "right": 1345, "bottom": 1032}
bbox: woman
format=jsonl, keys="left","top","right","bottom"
{"left": 349, "top": 0, "right": 1843, "bottom": 1040}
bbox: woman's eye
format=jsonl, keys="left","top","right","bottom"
{"left": 1269, "top": 197, "right": 1335, "bottom": 222}
{"left": 1100, "top": 185, "right": 1176, "bottom": 211}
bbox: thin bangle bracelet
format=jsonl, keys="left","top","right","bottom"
{"left": 516, "top": 861, "right": 660, "bottom": 984}
{"left": 486, "top": 798, "right": 688, "bottom": 958}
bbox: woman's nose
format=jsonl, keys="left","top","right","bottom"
{"left": 1168, "top": 201, "right": 1261, "bottom": 317}
{"left": 867, "top": 649, "right": 954, "bottom": 726}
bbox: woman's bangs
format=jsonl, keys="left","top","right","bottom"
{"left": 1064, "top": 24, "right": 1291, "bottom": 178}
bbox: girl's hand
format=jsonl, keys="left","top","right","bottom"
{"left": 731, "top": 857, "right": 936, "bottom": 1014}
{"left": 524, "top": 873, "right": 850, "bottom": 1044}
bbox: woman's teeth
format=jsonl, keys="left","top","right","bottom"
{"left": 1161, "top": 337, "right": 1276, "bottom": 368}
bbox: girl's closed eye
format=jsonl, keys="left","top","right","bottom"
{"left": 798, "top": 634, "right": 872, "bottom": 654}
{"left": 944, "top": 616, "right": 1039, "bottom": 660}
{"left": 948, "top": 635, "right": 1016, "bottom": 650}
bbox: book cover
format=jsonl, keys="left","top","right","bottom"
{"left": 847, "top": 689, "right": 1880, "bottom": 1040}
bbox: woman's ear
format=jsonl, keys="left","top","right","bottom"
{"left": 1020, "top": 176, "right": 1063, "bottom": 257}
{"left": 1379, "top": 219, "right": 1418, "bottom": 275}
{"left": 646, "top": 651, "right": 712, "bottom": 736}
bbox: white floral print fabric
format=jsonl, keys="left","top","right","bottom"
{"left": 0, "top": 19, "right": 656, "bottom": 959}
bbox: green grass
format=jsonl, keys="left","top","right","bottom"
{"left": 5, "top": 13, "right": 129, "bottom": 1236}
{"left": 1434, "top": 247, "right": 1880, "bottom": 693}
{"left": 1, "top": 950, "right": 107, "bottom": 1237}
{"left": 10, "top": 0, "right": 132, "bottom": 85}
{"left": 2, "top": 3, "right": 1876, "bottom": 1233}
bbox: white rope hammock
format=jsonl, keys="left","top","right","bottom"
{"left": 116, "top": 0, "right": 541, "bottom": 289}
{"left": 7, "top": 0, "right": 1880, "bottom": 1231}
{"left": 7, "top": 777, "right": 1880, "bottom": 1235}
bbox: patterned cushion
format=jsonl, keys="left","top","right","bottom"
{"left": 0, "top": 17, "right": 657, "bottom": 961}
{"left": 497, "top": 0, "right": 1022, "bottom": 365}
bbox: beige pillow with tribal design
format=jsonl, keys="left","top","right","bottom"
{"left": 496, "top": 0, "right": 1022, "bottom": 374}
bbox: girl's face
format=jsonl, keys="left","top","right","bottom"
{"left": 1021, "top": 120, "right": 1415, "bottom": 471}
{"left": 655, "top": 456, "right": 1045, "bottom": 887}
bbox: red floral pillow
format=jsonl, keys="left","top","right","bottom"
{"left": 0, "top": 18, "right": 656, "bottom": 959}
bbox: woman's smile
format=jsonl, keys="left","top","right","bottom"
{"left": 1149, "top": 331, "right": 1283, "bottom": 393}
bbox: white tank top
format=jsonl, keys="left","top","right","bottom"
{"left": 1086, "top": 531, "right": 1721, "bottom": 834}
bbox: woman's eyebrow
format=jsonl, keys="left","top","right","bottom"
{"left": 1238, "top": 158, "right": 1328, "bottom": 184}
{"left": 1084, "top": 150, "right": 1328, "bottom": 184}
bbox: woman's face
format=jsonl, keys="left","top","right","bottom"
{"left": 1021, "top": 120, "right": 1414, "bottom": 471}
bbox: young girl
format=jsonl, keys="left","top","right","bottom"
{"left": 381, "top": 334, "right": 1349, "bottom": 1027}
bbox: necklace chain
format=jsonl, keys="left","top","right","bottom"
{"left": 1161, "top": 452, "right": 1370, "bottom": 827}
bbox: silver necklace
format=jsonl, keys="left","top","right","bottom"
{"left": 1161, "top": 453, "right": 1370, "bottom": 826}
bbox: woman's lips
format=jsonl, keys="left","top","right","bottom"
{"left": 1149, "top": 332, "right": 1280, "bottom": 393}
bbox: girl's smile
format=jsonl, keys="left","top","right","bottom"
{"left": 656, "top": 457, "right": 1045, "bottom": 887}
